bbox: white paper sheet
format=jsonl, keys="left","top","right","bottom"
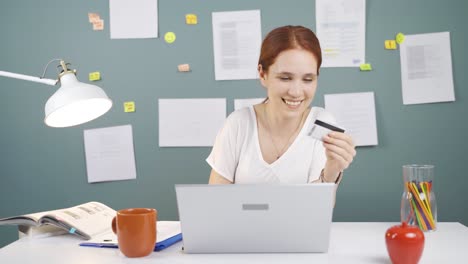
{"left": 234, "top": 98, "right": 265, "bottom": 111}
{"left": 316, "top": 0, "right": 366, "bottom": 67}
{"left": 83, "top": 125, "right": 137, "bottom": 183}
{"left": 109, "top": 0, "right": 158, "bottom": 39}
{"left": 324, "top": 92, "right": 378, "bottom": 146}
{"left": 399, "top": 32, "right": 455, "bottom": 105}
{"left": 158, "top": 98, "right": 226, "bottom": 147}
{"left": 212, "top": 10, "right": 262, "bottom": 80}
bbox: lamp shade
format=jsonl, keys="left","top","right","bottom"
{"left": 44, "top": 72, "right": 112, "bottom": 127}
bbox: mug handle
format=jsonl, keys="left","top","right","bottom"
{"left": 111, "top": 216, "right": 117, "bottom": 235}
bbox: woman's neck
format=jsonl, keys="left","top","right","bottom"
{"left": 262, "top": 103, "right": 308, "bottom": 138}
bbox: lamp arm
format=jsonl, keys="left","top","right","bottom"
{"left": 0, "top": 70, "right": 57, "bottom": 86}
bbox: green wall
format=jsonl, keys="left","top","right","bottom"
{"left": 1, "top": 0, "right": 467, "bottom": 247}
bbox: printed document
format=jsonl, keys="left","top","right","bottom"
{"left": 84, "top": 125, "right": 137, "bottom": 183}
{"left": 399, "top": 32, "right": 455, "bottom": 105}
{"left": 158, "top": 98, "right": 226, "bottom": 147}
{"left": 234, "top": 98, "right": 264, "bottom": 111}
{"left": 316, "top": 0, "right": 366, "bottom": 67}
{"left": 212, "top": 10, "right": 262, "bottom": 80}
{"left": 324, "top": 92, "right": 378, "bottom": 146}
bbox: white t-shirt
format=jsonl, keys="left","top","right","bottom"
{"left": 206, "top": 106, "right": 337, "bottom": 184}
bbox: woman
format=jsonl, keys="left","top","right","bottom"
{"left": 207, "top": 25, "right": 356, "bottom": 185}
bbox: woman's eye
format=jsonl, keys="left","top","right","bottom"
{"left": 279, "top": 76, "right": 291, "bottom": 81}
{"left": 303, "top": 79, "right": 314, "bottom": 82}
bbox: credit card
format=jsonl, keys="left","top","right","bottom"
{"left": 308, "top": 119, "right": 345, "bottom": 141}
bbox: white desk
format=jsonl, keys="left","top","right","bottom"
{"left": 1, "top": 222, "right": 467, "bottom": 264}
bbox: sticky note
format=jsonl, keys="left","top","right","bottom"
{"left": 124, "top": 102, "right": 135, "bottom": 113}
{"left": 396, "top": 32, "right": 405, "bottom": 44}
{"left": 359, "top": 63, "right": 372, "bottom": 71}
{"left": 385, "top": 40, "right": 397, "bottom": 50}
{"left": 178, "top": 64, "right": 190, "bottom": 72}
{"left": 185, "top": 14, "right": 198, "bottom": 25}
{"left": 89, "top": 72, "right": 101, "bottom": 81}
{"left": 93, "top": 19, "right": 104, "bottom": 31}
{"left": 164, "top": 32, "right": 176, "bottom": 43}
{"left": 88, "top": 13, "right": 100, "bottom": 23}
{"left": 69, "top": 228, "right": 76, "bottom": 234}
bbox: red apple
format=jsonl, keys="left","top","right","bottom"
{"left": 385, "top": 222, "right": 425, "bottom": 264}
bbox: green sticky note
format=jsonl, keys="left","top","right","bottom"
{"left": 164, "top": 32, "right": 176, "bottom": 43}
{"left": 396, "top": 32, "right": 405, "bottom": 44}
{"left": 359, "top": 63, "right": 372, "bottom": 71}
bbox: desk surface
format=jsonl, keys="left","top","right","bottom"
{"left": 1, "top": 222, "right": 467, "bottom": 264}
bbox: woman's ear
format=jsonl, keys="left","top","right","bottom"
{"left": 258, "top": 64, "right": 267, "bottom": 87}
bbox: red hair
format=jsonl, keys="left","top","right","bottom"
{"left": 258, "top": 25, "right": 322, "bottom": 74}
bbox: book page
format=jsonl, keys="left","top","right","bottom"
{"left": 43, "top": 202, "right": 116, "bottom": 239}
{"left": 0, "top": 214, "right": 42, "bottom": 225}
{"left": 0, "top": 208, "right": 67, "bottom": 226}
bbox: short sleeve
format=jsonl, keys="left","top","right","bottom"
{"left": 206, "top": 112, "right": 242, "bottom": 182}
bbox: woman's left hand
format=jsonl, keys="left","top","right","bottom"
{"left": 323, "top": 132, "right": 356, "bottom": 180}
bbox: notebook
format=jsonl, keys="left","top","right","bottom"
{"left": 175, "top": 183, "right": 335, "bottom": 253}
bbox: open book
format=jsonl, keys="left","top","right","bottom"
{"left": 0, "top": 201, "right": 183, "bottom": 250}
{"left": 0, "top": 201, "right": 116, "bottom": 240}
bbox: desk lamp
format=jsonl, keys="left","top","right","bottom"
{"left": 0, "top": 59, "right": 112, "bottom": 127}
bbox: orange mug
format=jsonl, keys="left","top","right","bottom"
{"left": 111, "top": 208, "right": 157, "bottom": 258}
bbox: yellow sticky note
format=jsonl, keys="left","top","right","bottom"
{"left": 124, "top": 102, "right": 135, "bottom": 113}
{"left": 359, "top": 63, "right": 372, "bottom": 71}
{"left": 164, "top": 32, "right": 176, "bottom": 43}
{"left": 385, "top": 40, "right": 397, "bottom": 50}
{"left": 185, "top": 14, "right": 198, "bottom": 25}
{"left": 89, "top": 72, "right": 101, "bottom": 81}
{"left": 396, "top": 32, "right": 405, "bottom": 44}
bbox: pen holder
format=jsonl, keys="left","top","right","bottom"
{"left": 400, "top": 165, "right": 437, "bottom": 232}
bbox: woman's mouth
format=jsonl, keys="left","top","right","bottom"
{"left": 283, "top": 99, "right": 303, "bottom": 107}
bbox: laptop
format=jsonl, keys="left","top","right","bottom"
{"left": 175, "top": 183, "right": 335, "bottom": 253}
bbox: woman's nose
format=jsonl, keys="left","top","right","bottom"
{"left": 288, "top": 82, "right": 302, "bottom": 97}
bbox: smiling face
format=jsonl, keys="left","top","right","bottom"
{"left": 259, "top": 48, "right": 318, "bottom": 118}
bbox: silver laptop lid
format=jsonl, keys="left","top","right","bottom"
{"left": 175, "top": 184, "right": 335, "bottom": 253}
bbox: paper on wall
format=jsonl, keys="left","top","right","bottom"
{"left": 83, "top": 125, "right": 137, "bottom": 183}
{"left": 316, "top": 0, "right": 366, "bottom": 67}
{"left": 158, "top": 98, "right": 226, "bottom": 147}
{"left": 324, "top": 92, "right": 378, "bottom": 146}
{"left": 212, "top": 10, "right": 262, "bottom": 80}
{"left": 399, "top": 32, "right": 455, "bottom": 105}
{"left": 109, "top": 0, "right": 158, "bottom": 39}
{"left": 234, "top": 98, "right": 265, "bottom": 111}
